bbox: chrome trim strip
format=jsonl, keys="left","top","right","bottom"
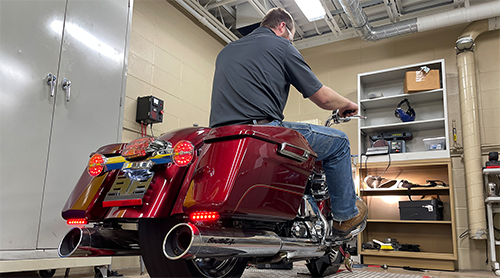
{"left": 277, "top": 142, "right": 310, "bottom": 162}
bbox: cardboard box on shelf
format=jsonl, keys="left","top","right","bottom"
{"left": 404, "top": 69, "right": 440, "bottom": 94}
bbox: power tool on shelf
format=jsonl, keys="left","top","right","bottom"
{"left": 367, "top": 132, "right": 413, "bottom": 155}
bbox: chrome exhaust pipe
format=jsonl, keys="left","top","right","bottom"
{"left": 58, "top": 227, "right": 141, "bottom": 257}
{"left": 163, "top": 223, "right": 325, "bottom": 260}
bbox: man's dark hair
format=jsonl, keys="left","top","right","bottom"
{"left": 260, "top": 7, "right": 294, "bottom": 30}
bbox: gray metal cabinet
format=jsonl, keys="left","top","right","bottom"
{"left": 0, "top": 0, "right": 131, "bottom": 262}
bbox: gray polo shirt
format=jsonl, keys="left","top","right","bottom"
{"left": 209, "top": 27, "right": 323, "bottom": 127}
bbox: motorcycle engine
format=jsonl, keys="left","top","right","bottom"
{"left": 291, "top": 220, "right": 325, "bottom": 241}
{"left": 308, "top": 170, "right": 329, "bottom": 201}
{"left": 290, "top": 169, "right": 330, "bottom": 241}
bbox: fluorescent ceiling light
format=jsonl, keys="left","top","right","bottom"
{"left": 294, "top": 0, "right": 326, "bottom": 22}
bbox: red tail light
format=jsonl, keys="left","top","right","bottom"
{"left": 190, "top": 211, "right": 220, "bottom": 222}
{"left": 88, "top": 154, "right": 106, "bottom": 177}
{"left": 122, "top": 137, "right": 155, "bottom": 159}
{"left": 67, "top": 218, "right": 88, "bottom": 225}
{"left": 172, "top": 140, "right": 195, "bottom": 166}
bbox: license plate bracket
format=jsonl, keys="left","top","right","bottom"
{"left": 102, "top": 172, "right": 153, "bottom": 207}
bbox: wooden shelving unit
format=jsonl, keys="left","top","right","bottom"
{"left": 356, "top": 60, "right": 457, "bottom": 271}
{"left": 360, "top": 250, "right": 456, "bottom": 260}
{"left": 367, "top": 220, "right": 453, "bottom": 224}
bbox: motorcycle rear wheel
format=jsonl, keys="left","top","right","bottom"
{"left": 139, "top": 218, "right": 248, "bottom": 278}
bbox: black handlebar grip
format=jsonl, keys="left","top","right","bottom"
{"left": 343, "top": 109, "right": 356, "bottom": 116}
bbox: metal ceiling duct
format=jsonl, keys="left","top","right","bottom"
{"left": 338, "top": 0, "right": 500, "bottom": 41}
{"left": 337, "top": 0, "right": 417, "bottom": 41}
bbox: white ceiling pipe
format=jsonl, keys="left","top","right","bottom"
{"left": 455, "top": 18, "right": 500, "bottom": 240}
{"left": 456, "top": 23, "right": 487, "bottom": 241}
{"left": 417, "top": 1, "right": 500, "bottom": 32}
{"left": 338, "top": 0, "right": 500, "bottom": 41}
{"left": 174, "top": 0, "right": 234, "bottom": 44}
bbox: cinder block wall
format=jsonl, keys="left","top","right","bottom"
{"left": 121, "top": 0, "right": 223, "bottom": 143}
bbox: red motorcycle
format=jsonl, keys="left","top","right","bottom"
{"left": 58, "top": 111, "right": 361, "bottom": 278}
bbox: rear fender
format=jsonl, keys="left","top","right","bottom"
{"left": 62, "top": 143, "right": 126, "bottom": 221}
{"left": 103, "top": 127, "right": 211, "bottom": 219}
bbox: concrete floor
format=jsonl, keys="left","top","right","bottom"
{"left": 1, "top": 263, "right": 496, "bottom": 278}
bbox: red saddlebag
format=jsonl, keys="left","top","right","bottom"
{"left": 184, "top": 125, "right": 317, "bottom": 221}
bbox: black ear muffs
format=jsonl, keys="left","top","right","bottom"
{"left": 394, "top": 98, "right": 415, "bottom": 122}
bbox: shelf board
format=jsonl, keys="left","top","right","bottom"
{"left": 360, "top": 89, "right": 443, "bottom": 110}
{"left": 360, "top": 250, "right": 456, "bottom": 260}
{"left": 359, "top": 150, "right": 449, "bottom": 163}
{"left": 361, "top": 187, "right": 449, "bottom": 196}
{"left": 360, "top": 118, "right": 445, "bottom": 134}
{"left": 367, "top": 219, "right": 452, "bottom": 224}
{"left": 358, "top": 157, "right": 451, "bottom": 168}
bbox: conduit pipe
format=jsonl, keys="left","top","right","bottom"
{"left": 338, "top": 0, "right": 500, "bottom": 41}
{"left": 456, "top": 17, "right": 499, "bottom": 239}
{"left": 174, "top": 0, "right": 236, "bottom": 44}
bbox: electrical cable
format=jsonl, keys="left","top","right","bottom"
{"left": 458, "top": 227, "right": 489, "bottom": 262}
{"left": 378, "top": 152, "right": 391, "bottom": 178}
{"left": 361, "top": 152, "right": 392, "bottom": 186}
{"left": 459, "top": 229, "right": 469, "bottom": 239}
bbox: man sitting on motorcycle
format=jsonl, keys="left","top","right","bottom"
{"left": 209, "top": 7, "right": 367, "bottom": 240}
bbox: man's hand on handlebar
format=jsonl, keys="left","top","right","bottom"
{"left": 339, "top": 101, "right": 358, "bottom": 117}
{"left": 325, "top": 107, "right": 366, "bottom": 127}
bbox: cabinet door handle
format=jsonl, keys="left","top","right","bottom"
{"left": 62, "top": 78, "right": 71, "bottom": 102}
{"left": 46, "top": 73, "right": 57, "bottom": 97}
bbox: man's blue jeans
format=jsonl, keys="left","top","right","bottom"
{"left": 265, "top": 120, "right": 358, "bottom": 222}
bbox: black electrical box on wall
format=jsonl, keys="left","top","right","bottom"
{"left": 136, "top": 96, "right": 164, "bottom": 124}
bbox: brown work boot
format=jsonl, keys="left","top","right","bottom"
{"left": 331, "top": 198, "right": 368, "bottom": 238}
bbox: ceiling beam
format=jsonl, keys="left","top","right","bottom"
{"left": 395, "top": 0, "right": 403, "bottom": 14}
{"left": 389, "top": 0, "right": 400, "bottom": 21}
{"left": 383, "top": 0, "right": 396, "bottom": 22}
{"left": 328, "top": 0, "right": 384, "bottom": 16}
{"left": 184, "top": 0, "right": 239, "bottom": 41}
{"left": 294, "top": 29, "right": 358, "bottom": 50}
{"left": 221, "top": 4, "right": 236, "bottom": 18}
{"left": 320, "top": 0, "right": 342, "bottom": 36}
{"left": 248, "top": 0, "right": 266, "bottom": 16}
{"left": 207, "top": 0, "right": 240, "bottom": 10}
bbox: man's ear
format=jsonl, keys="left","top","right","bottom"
{"left": 277, "top": 22, "right": 286, "bottom": 34}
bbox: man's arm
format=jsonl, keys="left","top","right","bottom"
{"left": 309, "top": 85, "right": 358, "bottom": 116}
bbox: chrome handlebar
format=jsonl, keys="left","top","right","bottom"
{"left": 325, "top": 109, "right": 367, "bottom": 127}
